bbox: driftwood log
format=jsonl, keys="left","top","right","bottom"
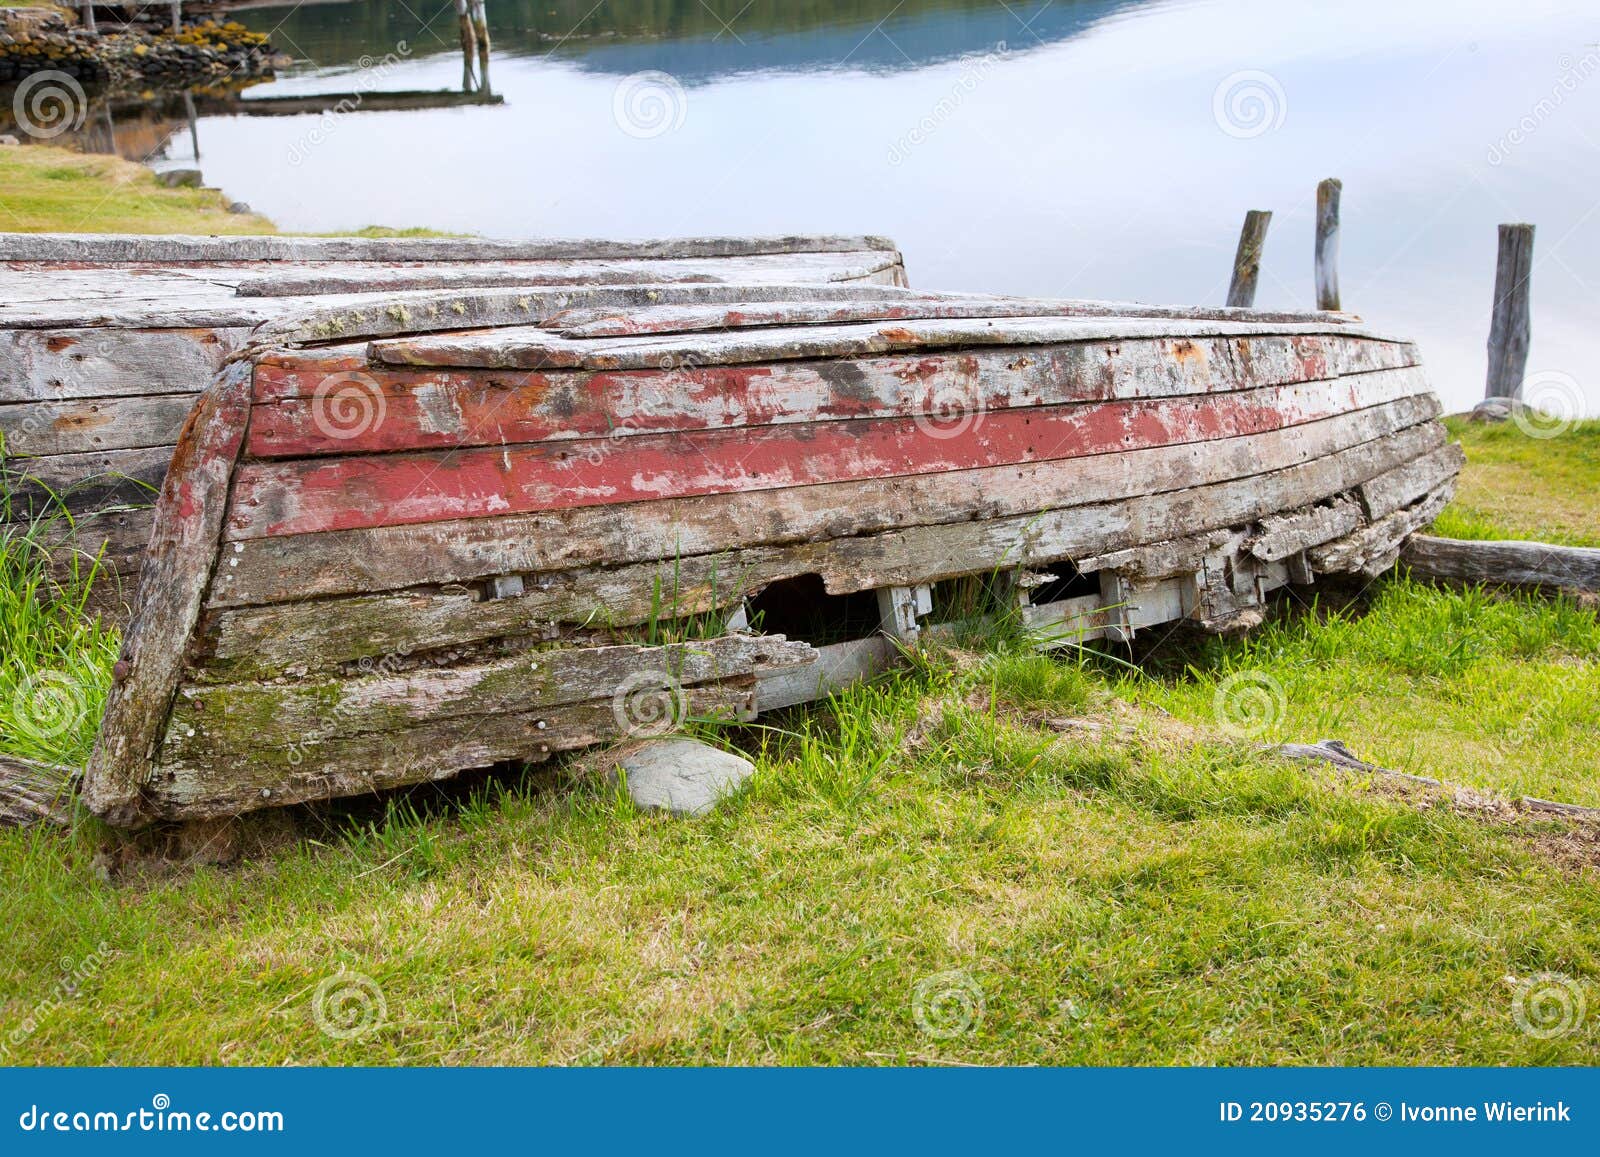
{"left": 1401, "top": 535, "right": 1600, "bottom": 595}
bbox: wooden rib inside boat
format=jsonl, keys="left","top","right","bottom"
{"left": 0, "top": 232, "right": 907, "bottom": 615}
{"left": 82, "top": 284, "right": 1461, "bottom": 827}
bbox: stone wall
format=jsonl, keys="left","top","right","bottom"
{"left": 0, "top": 8, "right": 277, "bottom": 88}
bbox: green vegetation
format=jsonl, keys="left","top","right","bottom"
{"left": 0, "top": 457, "right": 118, "bottom": 768}
{"left": 0, "top": 187, "right": 1595, "bottom": 1066}
{"left": 1437, "top": 416, "right": 1600, "bottom": 547}
{"left": 0, "top": 146, "right": 276, "bottom": 235}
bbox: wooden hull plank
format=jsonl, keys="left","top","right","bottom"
{"left": 244, "top": 336, "right": 1421, "bottom": 458}
{"left": 0, "top": 328, "right": 246, "bottom": 403}
{"left": 373, "top": 314, "right": 1405, "bottom": 371}
{"left": 210, "top": 395, "right": 1445, "bottom": 609}
{"left": 545, "top": 298, "right": 1367, "bottom": 339}
{"left": 0, "top": 232, "right": 901, "bottom": 263}
{"left": 0, "top": 394, "right": 200, "bottom": 458}
{"left": 144, "top": 682, "right": 760, "bottom": 820}
{"left": 226, "top": 370, "right": 1433, "bottom": 539}
{"left": 161, "top": 635, "right": 815, "bottom": 760}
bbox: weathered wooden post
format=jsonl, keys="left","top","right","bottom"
{"left": 80, "top": 0, "right": 97, "bottom": 34}
{"left": 169, "top": 0, "right": 180, "bottom": 32}
{"left": 456, "top": 0, "right": 477, "bottom": 92}
{"left": 470, "top": 0, "right": 490, "bottom": 92}
{"left": 1226, "top": 209, "right": 1272, "bottom": 308}
{"left": 1485, "top": 223, "right": 1534, "bottom": 399}
{"left": 1314, "top": 178, "right": 1341, "bottom": 310}
{"left": 183, "top": 90, "right": 199, "bottom": 161}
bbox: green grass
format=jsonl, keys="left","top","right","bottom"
{"left": 0, "top": 459, "right": 118, "bottom": 768}
{"left": 0, "top": 147, "right": 277, "bottom": 235}
{"left": 1439, "top": 417, "right": 1600, "bottom": 547}
{"left": 1, "top": 645, "right": 1596, "bottom": 1065}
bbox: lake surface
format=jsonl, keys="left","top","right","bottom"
{"left": 106, "top": 0, "right": 1600, "bottom": 414}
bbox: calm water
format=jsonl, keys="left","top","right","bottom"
{"left": 153, "top": 0, "right": 1600, "bottom": 413}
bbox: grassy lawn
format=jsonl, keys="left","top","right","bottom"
{"left": 1433, "top": 417, "right": 1600, "bottom": 547}
{"left": 0, "top": 146, "right": 277, "bottom": 235}
{"left": 0, "top": 154, "right": 1596, "bottom": 1065}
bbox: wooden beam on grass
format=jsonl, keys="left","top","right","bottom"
{"left": 1400, "top": 535, "right": 1600, "bottom": 595}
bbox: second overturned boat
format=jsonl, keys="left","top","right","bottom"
{"left": 84, "top": 285, "right": 1461, "bottom": 826}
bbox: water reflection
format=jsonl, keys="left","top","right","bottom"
{"left": 4, "top": 0, "right": 1595, "bottom": 415}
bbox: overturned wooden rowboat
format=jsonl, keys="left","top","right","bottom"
{"left": 83, "top": 287, "right": 1462, "bottom": 826}
{"left": 0, "top": 232, "right": 906, "bottom": 614}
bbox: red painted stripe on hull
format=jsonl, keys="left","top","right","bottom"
{"left": 226, "top": 374, "right": 1426, "bottom": 539}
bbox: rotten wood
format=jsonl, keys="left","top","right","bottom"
{"left": 144, "top": 681, "right": 760, "bottom": 821}
{"left": 159, "top": 635, "right": 815, "bottom": 760}
{"left": 1308, "top": 483, "right": 1456, "bottom": 577}
{"left": 81, "top": 363, "right": 254, "bottom": 827}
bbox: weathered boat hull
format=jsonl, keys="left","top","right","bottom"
{"left": 0, "top": 233, "right": 907, "bottom": 615}
{"left": 82, "top": 289, "right": 1460, "bottom": 826}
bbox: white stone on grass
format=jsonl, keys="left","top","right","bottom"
{"left": 607, "top": 738, "right": 754, "bottom": 817}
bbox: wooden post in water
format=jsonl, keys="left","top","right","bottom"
{"left": 1314, "top": 178, "right": 1341, "bottom": 310}
{"left": 1485, "top": 223, "right": 1535, "bottom": 399}
{"left": 80, "top": 0, "right": 96, "bottom": 33}
{"left": 1226, "top": 209, "right": 1272, "bottom": 308}
{"left": 470, "top": 0, "right": 491, "bottom": 92}
{"left": 456, "top": 0, "right": 477, "bottom": 92}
